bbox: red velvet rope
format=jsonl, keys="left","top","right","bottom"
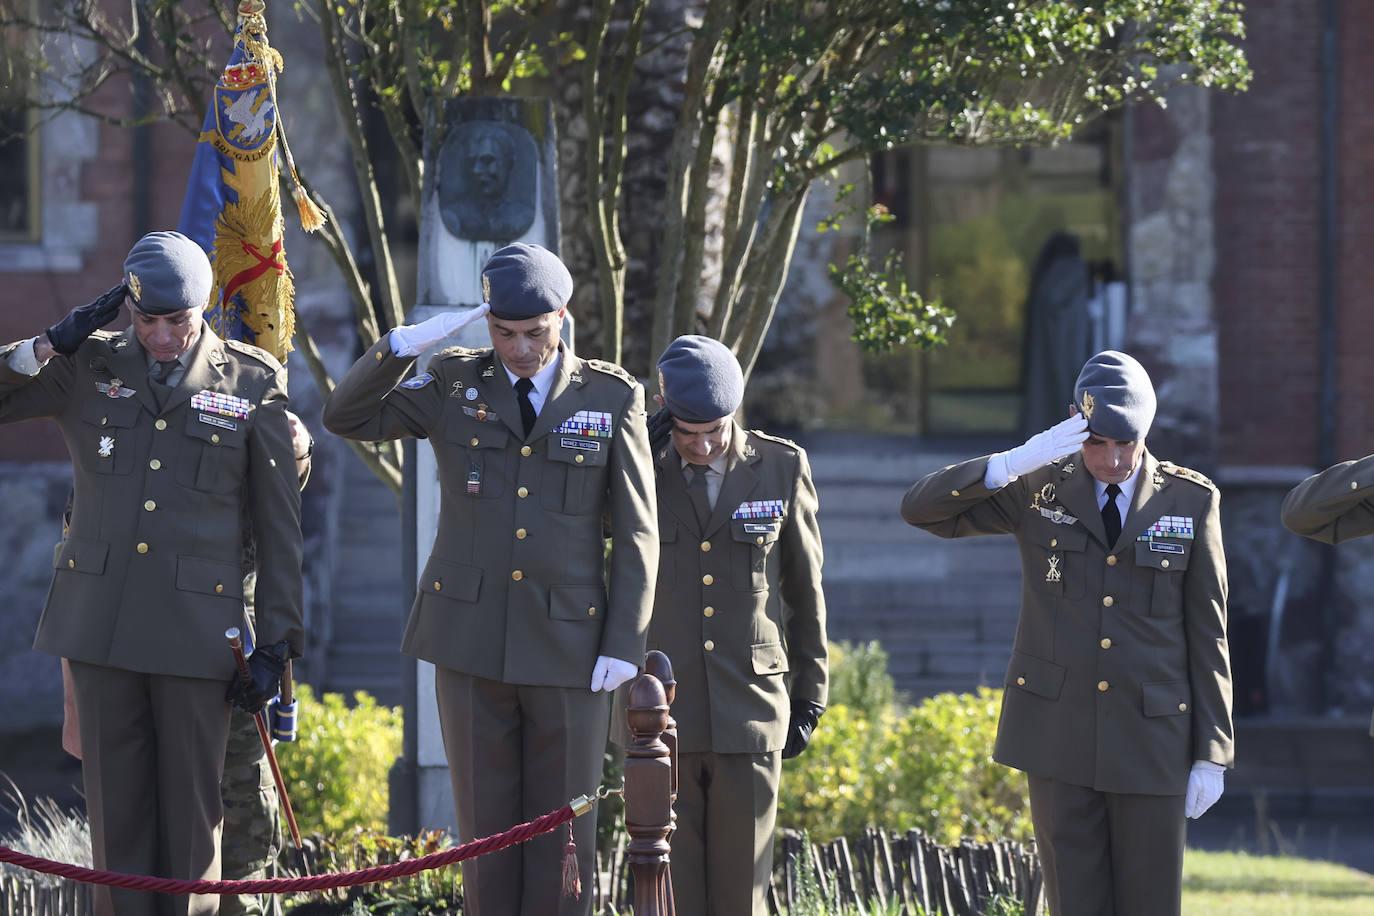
{"left": 0, "top": 804, "right": 575, "bottom": 896}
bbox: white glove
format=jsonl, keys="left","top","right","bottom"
{"left": 590, "top": 656, "right": 639, "bottom": 692}
{"left": 1185, "top": 760, "right": 1225, "bottom": 818}
{"left": 389, "top": 304, "right": 491, "bottom": 357}
{"left": 985, "top": 412, "right": 1090, "bottom": 488}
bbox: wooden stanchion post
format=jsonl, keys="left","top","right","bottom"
{"left": 624, "top": 654, "right": 676, "bottom": 916}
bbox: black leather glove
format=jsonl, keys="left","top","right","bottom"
{"left": 647, "top": 406, "right": 673, "bottom": 454}
{"left": 782, "top": 701, "right": 825, "bottom": 759}
{"left": 226, "top": 640, "right": 291, "bottom": 714}
{"left": 46, "top": 284, "right": 127, "bottom": 356}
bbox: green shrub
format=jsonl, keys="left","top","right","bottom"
{"left": 275, "top": 684, "right": 403, "bottom": 836}
{"left": 884, "top": 688, "right": 1032, "bottom": 846}
{"left": 826, "top": 640, "right": 902, "bottom": 722}
{"left": 779, "top": 645, "right": 1032, "bottom": 847}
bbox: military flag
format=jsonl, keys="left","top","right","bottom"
{"left": 177, "top": 0, "right": 324, "bottom": 362}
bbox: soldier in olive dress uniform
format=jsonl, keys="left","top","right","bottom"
{"left": 1281, "top": 454, "right": 1374, "bottom": 734}
{"left": 637, "top": 335, "right": 828, "bottom": 915}
{"left": 323, "top": 242, "right": 657, "bottom": 916}
{"left": 900, "top": 350, "right": 1233, "bottom": 916}
{"left": 0, "top": 231, "right": 304, "bottom": 916}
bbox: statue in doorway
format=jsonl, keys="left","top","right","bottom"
{"left": 1018, "top": 231, "right": 1092, "bottom": 438}
{"left": 438, "top": 122, "right": 536, "bottom": 242}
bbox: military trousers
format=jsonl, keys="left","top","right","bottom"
{"left": 1027, "top": 775, "right": 1186, "bottom": 916}
{"left": 434, "top": 668, "right": 609, "bottom": 916}
{"left": 69, "top": 661, "right": 231, "bottom": 916}
{"left": 672, "top": 750, "right": 783, "bottom": 916}
{"left": 218, "top": 705, "right": 281, "bottom": 916}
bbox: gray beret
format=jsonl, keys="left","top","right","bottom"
{"left": 481, "top": 243, "right": 573, "bottom": 320}
{"left": 123, "top": 231, "right": 214, "bottom": 315}
{"left": 1073, "top": 350, "right": 1156, "bottom": 442}
{"left": 656, "top": 335, "right": 744, "bottom": 423}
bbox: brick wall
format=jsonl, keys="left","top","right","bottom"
{"left": 1336, "top": 1, "right": 1374, "bottom": 459}
{"left": 1, "top": 68, "right": 194, "bottom": 461}
{"left": 1213, "top": 0, "right": 1323, "bottom": 468}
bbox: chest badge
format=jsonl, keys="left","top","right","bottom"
{"left": 98, "top": 436, "right": 114, "bottom": 459}
{"left": 1031, "top": 483, "right": 1079, "bottom": 525}
{"left": 1045, "top": 553, "right": 1062, "bottom": 583}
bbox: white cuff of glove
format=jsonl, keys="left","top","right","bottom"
{"left": 389, "top": 304, "right": 491, "bottom": 357}
{"left": 985, "top": 452, "right": 1014, "bottom": 490}
{"left": 590, "top": 656, "right": 639, "bottom": 692}
{"left": 1185, "top": 760, "right": 1226, "bottom": 818}
{"left": 6, "top": 338, "right": 43, "bottom": 376}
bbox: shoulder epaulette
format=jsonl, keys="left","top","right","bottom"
{"left": 224, "top": 338, "right": 283, "bottom": 371}
{"left": 749, "top": 429, "right": 803, "bottom": 454}
{"left": 586, "top": 358, "right": 636, "bottom": 387}
{"left": 89, "top": 329, "right": 121, "bottom": 343}
{"left": 1159, "top": 460, "right": 1216, "bottom": 490}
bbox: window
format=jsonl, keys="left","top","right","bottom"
{"left": 868, "top": 116, "right": 1124, "bottom": 436}
{"left": 0, "top": 104, "right": 39, "bottom": 242}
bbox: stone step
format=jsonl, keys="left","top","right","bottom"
{"left": 824, "top": 578, "right": 1021, "bottom": 608}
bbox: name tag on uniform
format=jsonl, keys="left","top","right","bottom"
{"left": 199, "top": 413, "right": 238, "bottom": 431}
{"left": 1148, "top": 541, "right": 1185, "bottom": 554}
{"left": 560, "top": 437, "right": 601, "bottom": 451}
{"left": 743, "top": 522, "right": 778, "bottom": 534}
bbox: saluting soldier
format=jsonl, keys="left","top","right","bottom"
{"left": 900, "top": 350, "right": 1233, "bottom": 916}
{"left": 322, "top": 242, "right": 657, "bottom": 916}
{"left": 0, "top": 230, "right": 304, "bottom": 916}
{"left": 1280, "top": 454, "right": 1374, "bottom": 734}
{"left": 1281, "top": 457, "right": 1374, "bottom": 545}
{"left": 636, "top": 335, "right": 828, "bottom": 915}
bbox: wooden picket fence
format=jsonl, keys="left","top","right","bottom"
{"left": 0, "top": 873, "right": 91, "bottom": 916}
{"left": 768, "top": 828, "right": 1042, "bottom": 916}
{"left": 594, "top": 826, "right": 1043, "bottom": 916}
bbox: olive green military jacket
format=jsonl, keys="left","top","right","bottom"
{"left": 1281, "top": 457, "right": 1374, "bottom": 544}
{"left": 0, "top": 326, "right": 304, "bottom": 680}
{"left": 901, "top": 450, "right": 1233, "bottom": 796}
{"left": 647, "top": 424, "right": 828, "bottom": 754}
{"left": 323, "top": 336, "right": 657, "bottom": 687}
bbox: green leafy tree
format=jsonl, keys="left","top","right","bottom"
{"left": 0, "top": 0, "right": 1249, "bottom": 494}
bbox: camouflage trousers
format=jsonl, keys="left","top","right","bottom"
{"left": 219, "top": 705, "right": 282, "bottom": 916}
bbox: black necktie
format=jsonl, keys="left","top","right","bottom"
{"left": 514, "top": 377, "right": 536, "bottom": 438}
{"left": 1102, "top": 483, "right": 1122, "bottom": 547}
{"left": 151, "top": 360, "right": 178, "bottom": 408}
{"left": 687, "top": 464, "right": 713, "bottom": 528}
{"left": 153, "top": 360, "right": 179, "bottom": 385}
